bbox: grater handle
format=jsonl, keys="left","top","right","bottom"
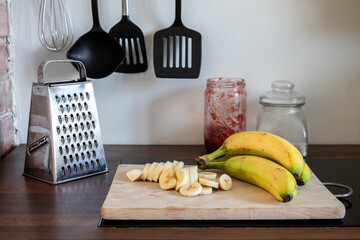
{"left": 38, "top": 60, "right": 87, "bottom": 84}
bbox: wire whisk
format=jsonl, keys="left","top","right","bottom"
{"left": 38, "top": 0, "right": 73, "bottom": 52}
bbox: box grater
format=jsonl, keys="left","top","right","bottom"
{"left": 24, "top": 60, "right": 108, "bottom": 184}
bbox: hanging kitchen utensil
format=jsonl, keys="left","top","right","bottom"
{"left": 67, "top": 0, "right": 125, "bottom": 79}
{"left": 24, "top": 60, "right": 108, "bottom": 184}
{"left": 109, "top": 0, "right": 148, "bottom": 73}
{"left": 153, "top": 0, "right": 201, "bottom": 78}
{"left": 38, "top": 0, "right": 73, "bottom": 52}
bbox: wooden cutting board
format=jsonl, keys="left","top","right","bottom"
{"left": 101, "top": 164, "right": 345, "bottom": 220}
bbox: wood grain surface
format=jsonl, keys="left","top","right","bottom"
{"left": 102, "top": 164, "right": 345, "bottom": 220}
{"left": 0, "top": 145, "right": 359, "bottom": 240}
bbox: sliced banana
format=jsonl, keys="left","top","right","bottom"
{"left": 175, "top": 168, "right": 190, "bottom": 191}
{"left": 198, "top": 171, "right": 217, "bottom": 180}
{"left": 189, "top": 166, "right": 198, "bottom": 183}
{"left": 179, "top": 182, "right": 202, "bottom": 197}
{"left": 171, "top": 160, "right": 179, "bottom": 172}
{"left": 126, "top": 169, "right": 142, "bottom": 182}
{"left": 175, "top": 161, "right": 184, "bottom": 169}
{"left": 152, "top": 162, "right": 165, "bottom": 182}
{"left": 140, "top": 163, "right": 151, "bottom": 181}
{"left": 219, "top": 174, "right": 232, "bottom": 190}
{"left": 159, "top": 167, "right": 177, "bottom": 190}
{"left": 146, "top": 162, "right": 159, "bottom": 181}
{"left": 201, "top": 186, "right": 213, "bottom": 195}
{"left": 199, "top": 177, "right": 219, "bottom": 188}
{"left": 163, "top": 161, "right": 173, "bottom": 170}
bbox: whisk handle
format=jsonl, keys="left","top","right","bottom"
{"left": 38, "top": 60, "right": 87, "bottom": 84}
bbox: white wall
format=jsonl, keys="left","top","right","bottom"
{"left": 11, "top": 0, "right": 360, "bottom": 145}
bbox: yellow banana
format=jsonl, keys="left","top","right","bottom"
{"left": 296, "top": 162, "right": 311, "bottom": 186}
{"left": 197, "top": 155, "right": 297, "bottom": 202}
{"left": 197, "top": 131, "right": 304, "bottom": 178}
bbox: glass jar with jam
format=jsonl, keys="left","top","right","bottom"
{"left": 204, "top": 78, "right": 247, "bottom": 153}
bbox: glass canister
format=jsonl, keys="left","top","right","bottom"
{"left": 256, "top": 80, "right": 308, "bottom": 157}
{"left": 204, "top": 78, "right": 247, "bottom": 153}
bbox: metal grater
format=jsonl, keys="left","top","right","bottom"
{"left": 24, "top": 60, "right": 108, "bottom": 184}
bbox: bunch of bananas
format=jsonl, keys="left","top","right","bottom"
{"left": 196, "top": 131, "right": 311, "bottom": 202}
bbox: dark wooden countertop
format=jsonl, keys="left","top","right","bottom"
{"left": 1, "top": 144, "right": 360, "bottom": 240}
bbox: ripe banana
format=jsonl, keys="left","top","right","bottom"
{"left": 175, "top": 168, "right": 190, "bottom": 190}
{"left": 198, "top": 172, "right": 217, "bottom": 180}
{"left": 199, "top": 177, "right": 219, "bottom": 188}
{"left": 140, "top": 163, "right": 151, "bottom": 181}
{"left": 199, "top": 155, "right": 297, "bottom": 202}
{"left": 201, "top": 186, "right": 213, "bottom": 195}
{"left": 189, "top": 166, "right": 198, "bottom": 183}
{"left": 296, "top": 162, "right": 311, "bottom": 186}
{"left": 219, "top": 174, "right": 232, "bottom": 190}
{"left": 126, "top": 169, "right": 142, "bottom": 182}
{"left": 147, "top": 162, "right": 159, "bottom": 181}
{"left": 159, "top": 167, "right": 177, "bottom": 190}
{"left": 197, "top": 131, "right": 305, "bottom": 178}
{"left": 152, "top": 162, "right": 165, "bottom": 182}
{"left": 179, "top": 182, "right": 202, "bottom": 197}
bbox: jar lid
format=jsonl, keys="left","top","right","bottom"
{"left": 259, "top": 80, "right": 305, "bottom": 107}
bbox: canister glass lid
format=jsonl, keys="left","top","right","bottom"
{"left": 259, "top": 80, "right": 305, "bottom": 107}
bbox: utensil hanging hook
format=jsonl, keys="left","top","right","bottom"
{"left": 38, "top": 0, "right": 73, "bottom": 52}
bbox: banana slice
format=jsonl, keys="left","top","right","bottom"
{"left": 140, "top": 163, "right": 151, "bottom": 181}
{"left": 219, "top": 174, "right": 232, "bottom": 190}
{"left": 175, "top": 168, "right": 190, "bottom": 191}
{"left": 189, "top": 166, "right": 198, "bottom": 183}
{"left": 198, "top": 172, "right": 217, "bottom": 180}
{"left": 199, "top": 177, "right": 219, "bottom": 188}
{"left": 171, "top": 160, "right": 179, "bottom": 171}
{"left": 163, "top": 161, "right": 173, "bottom": 170}
{"left": 159, "top": 167, "right": 177, "bottom": 190}
{"left": 175, "top": 161, "right": 184, "bottom": 170}
{"left": 152, "top": 162, "right": 165, "bottom": 182}
{"left": 126, "top": 169, "right": 142, "bottom": 182}
{"left": 179, "top": 182, "right": 202, "bottom": 197}
{"left": 201, "top": 186, "right": 213, "bottom": 195}
{"left": 146, "top": 162, "right": 159, "bottom": 181}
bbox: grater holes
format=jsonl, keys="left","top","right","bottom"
{"left": 65, "top": 145, "right": 69, "bottom": 153}
{"left": 80, "top": 93, "right": 84, "bottom": 101}
{"left": 82, "top": 112, "right": 87, "bottom": 120}
{"left": 63, "top": 156, "right": 67, "bottom": 164}
{"left": 61, "top": 166, "right": 65, "bottom": 175}
{"left": 84, "top": 102, "right": 88, "bottom": 110}
{"left": 72, "top": 104, "right": 76, "bottom": 112}
{"left": 77, "top": 143, "right": 81, "bottom": 151}
{"left": 86, "top": 151, "right": 90, "bottom": 159}
{"left": 81, "top": 152, "right": 85, "bottom": 160}
{"left": 73, "top": 93, "right": 78, "bottom": 101}
{"left": 59, "top": 146, "right": 63, "bottom": 154}
{"left": 68, "top": 124, "right": 72, "bottom": 133}
{"left": 86, "top": 92, "right": 90, "bottom": 100}
{"left": 67, "top": 135, "right": 71, "bottom": 143}
{"left": 78, "top": 133, "right": 83, "bottom": 141}
{"left": 60, "top": 136, "right": 65, "bottom": 144}
{"left": 64, "top": 114, "right": 68, "bottom": 123}
{"left": 55, "top": 95, "right": 60, "bottom": 103}
{"left": 62, "top": 125, "right": 67, "bottom": 133}
{"left": 58, "top": 116, "right": 62, "bottom": 124}
{"left": 67, "top": 94, "right": 72, "bottom": 102}
{"left": 67, "top": 165, "right": 71, "bottom": 173}
{"left": 90, "top": 131, "right": 94, "bottom": 139}
{"left": 71, "top": 144, "right": 75, "bottom": 152}
{"left": 73, "top": 134, "right": 77, "bottom": 142}
{"left": 92, "top": 121, "right": 96, "bottom": 129}
{"left": 94, "top": 140, "right": 98, "bottom": 148}
{"left": 59, "top": 105, "right": 64, "bottom": 113}
{"left": 74, "top": 123, "right": 78, "bottom": 132}
{"left": 86, "top": 122, "right": 90, "bottom": 130}
{"left": 70, "top": 114, "right": 74, "bottom": 122}
{"left": 90, "top": 160, "right": 95, "bottom": 168}
{"left": 69, "top": 154, "right": 73, "bottom": 162}
{"left": 82, "top": 142, "right": 87, "bottom": 150}
{"left": 96, "top": 159, "right": 100, "bottom": 166}
{"left": 85, "top": 161, "right": 89, "bottom": 169}
{"left": 78, "top": 103, "right": 82, "bottom": 111}
{"left": 73, "top": 164, "right": 78, "bottom": 172}
{"left": 88, "top": 111, "right": 92, "bottom": 120}
{"left": 84, "top": 132, "right": 89, "bottom": 140}
{"left": 92, "top": 150, "right": 96, "bottom": 157}
{"left": 88, "top": 141, "right": 92, "bottom": 149}
{"left": 76, "top": 113, "right": 81, "bottom": 121}
{"left": 80, "top": 123, "right": 84, "bottom": 131}
{"left": 56, "top": 126, "right": 60, "bottom": 134}
{"left": 75, "top": 153, "right": 79, "bottom": 161}
{"left": 61, "top": 95, "right": 66, "bottom": 103}
{"left": 65, "top": 104, "right": 70, "bottom": 113}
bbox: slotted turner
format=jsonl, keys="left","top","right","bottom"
{"left": 153, "top": 0, "right": 201, "bottom": 78}
{"left": 109, "top": 0, "right": 148, "bottom": 73}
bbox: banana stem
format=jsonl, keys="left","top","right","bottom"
{"left": 206, "top": 160, "right": 225, "bottom": 170}
{"left": 196, "top": 147, "right": 226, "bottom": 167}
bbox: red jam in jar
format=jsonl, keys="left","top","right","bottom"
{"left": 204, "top": 78, "right": 247, "bottom": 153}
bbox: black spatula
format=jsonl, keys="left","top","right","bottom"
{"left": 109, "top": 0, "right": 148, "bottom": 73}
{"left": 153, "top": 0, "right": 201, "bottom": 79}
{"left": 67, "top": 0, "right": 125, "bottom": 79}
